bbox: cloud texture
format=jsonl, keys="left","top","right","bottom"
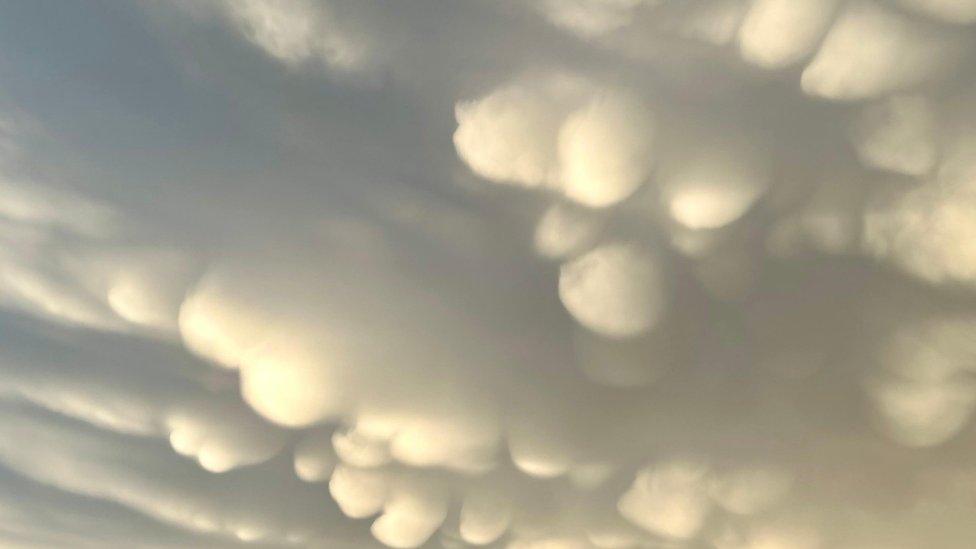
{"left": 1, "top": 0, "right": 976, "bottom": 548}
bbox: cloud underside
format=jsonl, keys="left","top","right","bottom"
{"left": 1, "top": 0, "right": 976, "bottom": 548}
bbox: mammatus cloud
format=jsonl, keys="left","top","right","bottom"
{"left": 863, "top": 119, "right": 976, "bottom": 287}
{"left": 454, "top": 77, "right": 656, "bottom": 208}
{"left": 737, "top": 0, "right": 839, "bottom": 69}
{"left": 2, "top": 0, "right": 976, "bottom": 548}
{"left": 558, "top": 243, "right": 667, "bottom": 339}
{"left": 178, "top": 0, "right": 375, "bottom": 72}
{"left": 849, "top": 94, "right": 939, "bottom": 177}
{"left": 800, "top": 0, "right": 968, "bottom": 101}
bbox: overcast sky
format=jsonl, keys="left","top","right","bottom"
{"left": 1, "top": 1, "right": 976, "bottom": 547}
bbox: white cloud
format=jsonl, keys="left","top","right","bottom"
{"left": 709, "top": 465, "right": 793, "bottom": 515}
{"left": 558, "top": 91, "right": 655, "bottom": 207}
{"left": 293, "top": 428, "right": 338, "bottom": 483}
{"left": 4, "top": 2, "right": 976, "bottom": 547}
{"left": 863, "top": 176, "right": 976, "bottom": 287}
{"left": 0, "top": 405, "right": 337, "bottom": 544}
{"left": 329, "top": 464, "right": 390, "bottom": 519}
{"left": 534, "top": 0, "right": 660, "bottom": 38}
{"left": 0, "top": 177, "right": 120, "bottom": 239}
{"left": 572, "top": 326, "right": 672, "bottom": 387}
{"left": 455, "top": 77, "right": 656, "bottom": 208}
{"left": 659, "top": 142, "right": 769, "bottom": 230}
{"left": 370, "top": 476, "right": 448, "bottom": 549}
{"left": 215, "top": 0, "right": 371, "bottom": 71}
{"left": 737, "top": 0, "right": 840, "bottom": 69}
{"left": 558, "top": 242, "right": 667, "bottom": 338}
{"left": 801, "top": 1, "right": 965, "bottom": 101}
{"left": 165, "top": 396, "right": 287, "bottom": 473}
{"left": 453, "top": 82, "right": 569, "bottom": 190}
{"left": 618, "top": 460, "right": 713, "bottom": 540}
{"left": 849, "top": 95, "right": 938, "bottom": 177}
{"left": 178, "top": 261, "right": 349, "bottom": 427}
{"left": 459, "top": 483, "right": 513, "bottom": 545}
{"left": 533, "top": 202, "right": 604, "bottom": 260}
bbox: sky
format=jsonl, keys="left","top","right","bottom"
{"left": 1, "top": 0, "right": 976, "bottom": 547}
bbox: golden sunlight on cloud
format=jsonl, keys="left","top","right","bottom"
{"left": 5, "top": 1, "right": 976, "bottom": 547}
{"left": 558, "top": 243, "right": 667, "bottom": 338}
{"left": 455, "top": 76, "right": 656, "bottom": 208}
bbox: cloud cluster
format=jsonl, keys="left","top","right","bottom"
{"left": 2, "top": 0, "right": 976, "bottom": 548}
{"left": 184, "top": 0, "right": 375, "bottom": 72}
{"left": 800, "top": 0, "right": 967, "bottom": 101}
{"left": 454, "top": 77, "right": 656, "bottom": 208}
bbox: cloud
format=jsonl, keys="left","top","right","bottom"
{"left": 533, "top": 202, "right": 605, "bottom": 260}
{"left": 453, "top": 82, "right": 566, "bottom": 190}
{"left": 293, "top": 427, "right": 338, "bottom": 483}
{"left": 533, "top": 0, "right": 660, "bottom": 38}
{"left": 177, "top": 258, "right": 350, "bottom": 428}
{"left": 658, "top": 139, "right": 769, "bottom": 231}
{"left": 329, "top": 464, "right": 390, "bottom": 520}
{"left": 458, "top": 482, "right": 512, "bottom": 545}
{"left": 572, "top": 325, "right": 674, "bottom": 387}
{"left": 737, "top": 0, "right": 839, "bottom": 69}
{"left": 766, "top": 171, "right": 865, "bottom": 257}
{"left": 0, "top": 130, "right": 197, "bottom": 336}
{"left": 672, "top": 0, "right": 750, "bottom": 46}
{"left": 0, "top": 177, "right": 120, "bottom": 239}
{"left": 801, "top": 0, "right": 967, "bottom": 101}
{"left": 709, "top": 465, "right": 793, "bottom": 516}
{"left": 370, "top": 476, "right": 448, "bottom": 549}
{"left": 0, "top": 404, "right": 347, "bottom": 545}
{"left": 165, "top": 396, "right": 288, "bottom": 473}
{"left": 863, "top": 175, "right": 976, "bottom": 287}
{"left": 0, "top": 465, "right": 226, "bottom": 548}
{"left": 617, "top": 459, "right": 713, "bottom": 540}
{"left": 861, "top": 299, "right": 976, "bottom": 447}
{"left": 558, "top": 91, "right": 656, "bottom": 207}
{"left": 205, "top": 0, "right": 373, "bottom": 72}
{"left": 895, "top": 0, "right": 976, "bottom": 24}
{"left": 3, "top": 1, "right": 976, "bottom": 547}
{"left": 558, "top": 242, "right": 667, "bottom": 338}
{"left": 849, "top": 95, "right": 938, "bottom": 177}
{"left": 454, "top": 76, "right": 656, "bottom": 208}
